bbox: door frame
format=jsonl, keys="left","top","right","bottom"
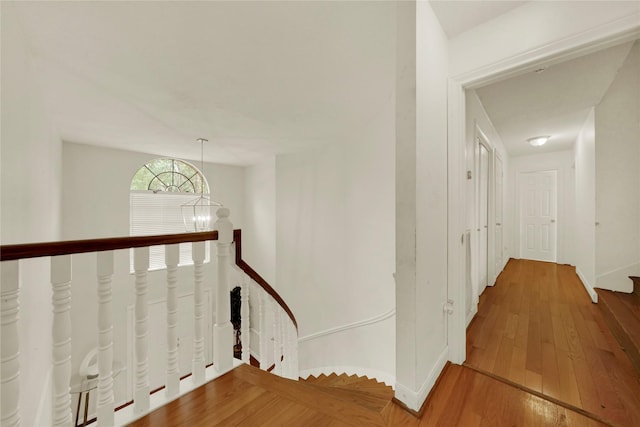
{"left": 474, "top": 126, "right": 495, "bottom": 297}
{"left": 445, "top": 19, "right": 639, "bottom": 365}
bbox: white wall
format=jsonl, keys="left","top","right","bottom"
{"left": 275, "top": 97, "right": 395, "bottom": 382}
{"left": 509, "top": 151, "right": 576, "bottom": 266}
{"left": 574, "top": 110, "right": 597, "bottom": 299}
{"left": 394, "top": 1, "right": 450, "bottom": 410}
{"left": 62, "top": 142, "right": 245, "bottom": 240}
{"left": 1, "top": 4, "right": 62, "bottom": 425}
{"left": 595, "top": 41, "right": 640, "bottom": 292}
{"left": 464, "top": 90, "right": 509, "bottom": 319}
{"left": 243, "top": 158, "right": 276, "bottom": 285}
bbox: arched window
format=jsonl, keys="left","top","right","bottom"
{"left": 130, "top": 158, "right": 210, "bottom": 270}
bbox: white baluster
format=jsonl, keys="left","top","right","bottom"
{"left": 192, "top": 241, "right": 206, "bottom": 385}
{"left": 273, "top": 302, "right": 281, "bottom": 376}
{"left": 258, "top": 290, "right": 267, "bottom": 370}
{"left": 51, "top": 255, "right": 72, "bottom": 426}
{"left": 214, "top": 208, "right": 234, "bottom": 373}
{"left": 291, "top": 322, "right": 299, "bottom": 380}
{"left": 133, "top": 247, "right": 150, "bottom": 414}
{"left": 240, "top": 280, "right": 250, "bottom": 363}
{"left": 1, "top": 261, "right": 20, "bottom": 427}
{"left": 276, "top": 310, "right": 287, "bottom": 378}
{"left": 165, "top": 244, "right": 180, "bottom": 398}
{"left": 283, "top": 316, "right": 292, "bottom": 379}
{"left": 96, "top": 251, "right": 115, "bottom": 426}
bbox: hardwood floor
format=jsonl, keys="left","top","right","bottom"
{"left": 466, "top": 259, "right": 640, "bottom": 427}
{"left": 127, "top": 362, "right": 606, "bottom": 427}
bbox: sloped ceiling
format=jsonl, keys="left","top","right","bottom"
{"left": 5, "top": 1, "right": 396, "bottom": 165}
{"left": 429, "top": 0, "right": 528, "bottom": 39}
{"left": 475, "top": 42, "right": 635, "bottom": 157}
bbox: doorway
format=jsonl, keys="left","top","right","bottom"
{"left": 494, "top": 154, "right": 504, "bottom": 273}
{"left": 519, "top": 170, "right": 558, "bottom": 262}
{"left": 477, "top": 134, "right": 491, "bottom": 295}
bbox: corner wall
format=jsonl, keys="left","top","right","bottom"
{"left": 595, "top": 41, "right": 640, "bottom": 292}
{"left": 574, "top": 110, "right": 597, "bottom": 300}
{"left": 1, "top": 4, "right": 62, "bottom": 424}
{"left": 275, "top": 97, "right": 396, "bottom": 382}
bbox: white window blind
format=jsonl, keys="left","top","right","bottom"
{"left": 130, "top": 191, "right": 211, "bottom": 271}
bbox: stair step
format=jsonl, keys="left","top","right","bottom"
{"left": 300, "top": 373, "right": 394, "bottom": 404}
{"left": 234, "top": 365, "right": 387, "bottom": 426}
{"left": 598, "top": 289, "right": 640, "bottom": 376}
{"left": 302, "top": 382, "right": 391, "bottom": 413}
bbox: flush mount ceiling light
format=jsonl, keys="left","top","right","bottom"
{"left": 527, "top": 136, "right": 550, "bottom": 147}
{"left": 181, "top": 138, "right": 223, "bottom": 232}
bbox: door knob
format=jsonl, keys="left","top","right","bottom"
{"left": 550, "top": 219, "right": 556, "bottom": 223}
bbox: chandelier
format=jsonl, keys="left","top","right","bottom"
{"left": 181, "top": 138, "right": 223, "bottom": 232}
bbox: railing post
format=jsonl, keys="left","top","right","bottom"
{"left": 165, "top": 244, "right": 180, "bottom": 398}
{"left": 1, "top": 261, "right": 20, "bottom": 427}
{"left": 192, "top": 241, "right": 206, "bottom": 385}
{"left": 273, "top": 304, "right": 282, "bottom": 376}
{"left": 258, "top": 289, "right": 268, "bottom": 370}
{"left": 214, "top": 207, "right": 234, "bottom": 373}
{"left": 96, "top": 251, "right": 115, "bottom": 426}
{"left": 133, "top": 247, "right": 150, "bottom": 414}
{"left": 51, "top": 255, "right": 72, "bottom": 426}
{"left": 240, "top": 279, "right": 250, "bottom": 364}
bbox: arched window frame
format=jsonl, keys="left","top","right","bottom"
{"left": 129, "top": 158, "right": 211, "bottom": 271}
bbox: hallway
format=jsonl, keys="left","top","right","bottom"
{"left": 466, "top": 259, "right": 640, "bottom": 427}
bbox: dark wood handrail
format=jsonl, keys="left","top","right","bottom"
{"left": 0, "top": 231, "right": 219, "bottom": 261}
{"left": 0, "top": 229, "right": 298, "bottom": 330}
{"left": 233, "top": 230, "right": 298, "bottom": 330}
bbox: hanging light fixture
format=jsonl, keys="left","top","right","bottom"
{"left": 181, "top": 138, "right": 223, "bottom": 232}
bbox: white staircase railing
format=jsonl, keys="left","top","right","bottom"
{"left": 0, "top": 208, "right": 298, "bottom": 426}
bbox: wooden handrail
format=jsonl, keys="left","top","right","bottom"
{"left": 0, "top": 229, "right": 298, "bottom": 330}
{"left": 233, "top": 230, "right": 298, "bottom": 330}
{"left": 0, "top": 231, "right": 219, "bottom": 261}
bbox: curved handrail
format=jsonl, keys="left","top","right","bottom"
{"left": 0, "top": 229, "right": 298, "bottom": 330}
{"left": 233, "top": 230, "right": 297, "bottom": 330}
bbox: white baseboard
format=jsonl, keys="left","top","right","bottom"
{"left": 466, "top": 304, "right": 478, "bottom": 328}
{"left": 394, "top": 346, "right": 448, "bottom": 412}
{"left": 298, "top": 366, "right": 395, "bottom": 389}
{"left": 576, "top": 267, "right": 598, "bottom": 303}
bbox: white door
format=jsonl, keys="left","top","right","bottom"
{"left": 494, "top": 155, "right": 504, "bottom": 274}
{"left": 478, "top": 142, "right": 489, "bottom": 294}
{"left": 519, "top": 170, "right": 557, "bottom": 262}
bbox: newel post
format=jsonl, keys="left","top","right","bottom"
{"left": 214, "top": 207, "right": 234, "bottom": 373}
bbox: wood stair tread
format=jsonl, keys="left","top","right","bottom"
{"left": 232, "top": 365, "right": 387, "bottom": 426}
{"left": 301, "top": 382, "right": 392, "bottom": 413}
{"left": 597, "top": 289, "right": 640, "bottom": 376}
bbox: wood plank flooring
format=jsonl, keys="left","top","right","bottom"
{"left": 466, "top": 259, "right": 640, "bottom": 427}
{"left": 128, "top": 362, "right": 606, "bottom": 427}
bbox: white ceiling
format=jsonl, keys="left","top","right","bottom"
{"left": 429, "top": 0, "right": 529, "bottom": 39}
{"left": 6, "top": 1, "right": 634, "bottom": 166}
{"left": 475, "top": 42, "right": 635, "bottom": 157}
{"left": 6, "top": 1, "right": 396, "bottom": 165}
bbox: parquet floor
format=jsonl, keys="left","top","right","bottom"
{"left": 466, "top": 259, "right": 640, "bottom": 427}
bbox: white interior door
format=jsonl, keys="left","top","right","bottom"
{"left": 519, "top": 170, "right": 557, "bottom": 262}
{"left": 478, "top": 142, "right": 489, "bottom": 294}
{"left": 494, "top": 154, "right": 503, "bottom": 274}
